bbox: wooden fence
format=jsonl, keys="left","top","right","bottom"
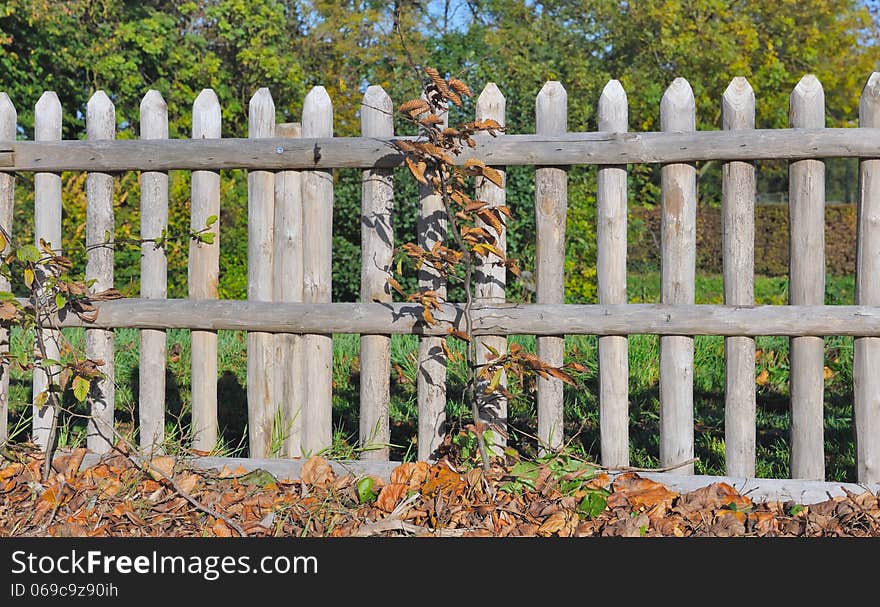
{"left": 1, "top": 72, "right": 880, "bottom": 483}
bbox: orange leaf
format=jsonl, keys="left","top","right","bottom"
{"left": 481, "top": 166, "right": 504, "bottom": 188}
{"left": 148, "top": 456, "right": 175, "bottom": 481}
{"left": 405, "top": 156, "right": 428, "bottom": 185}
{"left": 301, "top": 456, "right": 334, "bottom": 486}
{"left": 213, "top": 518, "right": 233, "bottom": 537}
{"left": 375, "top": 483, "right": 409, "bottom": 513}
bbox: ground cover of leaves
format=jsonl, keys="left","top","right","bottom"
{"left": 2, "top": 444, "right": 879, "bottom": 537}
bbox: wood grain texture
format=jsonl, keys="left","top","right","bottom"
{"left": 274, "top": 122, "right": 305, "bottom": 458}
{"left": 659, "top": 78, "right": 696, "bottom": 474}
{"left": 475, "top": 82, "right": 507, "bottom": 455}
{"left": 0, "top": 93, "right": 14, "bottom": 445}
{"left": 9, "top": 128, "right": 880, "bottom": 172}
{"left": 189, "top": 89, "right": 221, "bottom": 453}
{"left": 32, "top": 91, "right": 61, "bottom": 449}
{"left": 359, "top": 86, "right": 393, "bottom": 460}
{"left": 138, "top": 90, "right": 169, "bottom": 455}
{"left": 417, "top": 99, "right": 448, "bottom": 462}
{"left": 597, "top": 79, "right": 629, "bottom": 468}
{"left": 535, "top": 81, "right": 567, "bottom": 452}
{"left": 789, "top": 74, "right": 826, "bottom": 481}
{"left": 301, "top": 86, "right": 334, "bottom": 455}
{"left": 246, "top": 88, "right": 276, "bottom": 458}
{"left": 722, "top": 77, "right": 757, "bottom": 478}
{"left": 855, "top": 71, "right": 880, "bottom": 482}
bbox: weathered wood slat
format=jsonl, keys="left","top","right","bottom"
{"left": 597, "top": 79, "right": 629, "bottom": 468}
{"left": 32, "top": 91, "right": 62, "bottom": 449}
{"left": 535, "top": 81, "right": 567, "bottom": 452}
{"left": 789, "top": 74, "right": 826, "bottom": 481}
{"left": 0, "top": 93, "right": 14, "bottom": 445}
{"left": 359, "top": 86, "right": 393, "bottom": 461}
{"left": 417, "top": 98, "right": 448, "bottom": 462}
{"left": 138, "top": 90, "right": 169, "bottom": 455}
{"left": 301, "top": 86, "right": 334, "bottom": 455}
{"left": 246, "top": 88, "right": 276, "bottom": 458}
{"left": 854, "top": 72, "right": 880, "bottom": 483}
{"left": 7, "top": 128, "right": 880, "bottom": 172}
{"left": 274, "top": 122, "right": 305, "bottom": 458}
{"left": 722, "top": 77, "right": 757, "bottom": 478}
{"left": 189, "top": 90, "right": 221, "bottom": 453}
{"left": 34, "top": 300, "right": 880, "bottom": 335}
{"left": 475, "top": 82, "right": 507, "bottom": 455}
{"left": 660, "top": 78, "right": 696, "bottom": 475}
{"left": 85, "top": 91, "right": 116, "bottom": 453}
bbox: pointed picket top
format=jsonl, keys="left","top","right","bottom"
{"left": 140, "top": 90, "right": 168, "bottom": 140}
{"left": 302, "top": 86, "right": 333, "bottom": 138}
{"left": 87, "top": 90, "right": 115, "bottom": 140}
{"left": 0, "top": 93, "right": 16, "bottom": 141}
{"left": 536, "top": 81, "right": 567, "bottom": 135}
{"left": 361, "top": 85, "right": 393, "bottom": 138}
{"left": 860, "top": 72, "right": 880, "bottom": 127}
{"left": 722, "top": 77, "right": 755, "bottom": 131}
{"left": 598, "top": 79, "right": 627, "bottom": 132}
{"left": 35, "top": 91, "right": 61, "bottom": 141}
{"left": 790, "top": 74, "right": 825, "bottom": 129}
{"left": 477, "top": 82, "right": 505, "bottom": 125}
{"left": 660, "top": 77, "right": 695, "bottom": 132}
{"left": 192, "top": 89, "right": 221, "bottom": 139}
{"left": 249, "top": 87, "right": 275, "bottom": 139}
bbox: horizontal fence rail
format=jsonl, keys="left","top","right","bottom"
{"left": 4, "top": 128, "right": 880, "bottom": 172}
{"left": 28, "top": 300, "right": 880, "bottom": 336}
{"left": 2, "top": 72, "right": 880, "bottom": 486}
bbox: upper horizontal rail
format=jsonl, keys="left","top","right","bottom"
{"left": 32, "top": 298, "right": 880, "bottom": 336}
{"left": 0, "top": 127, "right": 878, "bottom": 172}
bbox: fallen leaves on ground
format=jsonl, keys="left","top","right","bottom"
{"left": 1, "top": 447, "right": 879, "bottom": 537}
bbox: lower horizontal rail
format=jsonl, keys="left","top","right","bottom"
{"left": 21, "top": 299, "right": 880, "bottom": 336}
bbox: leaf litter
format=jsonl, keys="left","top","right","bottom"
{"left": 1, "top": 445, "right": 879, "bottom": 537}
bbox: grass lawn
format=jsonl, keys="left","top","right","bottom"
{"left": 3, "top": 272, "right": 860, "bottom": 481}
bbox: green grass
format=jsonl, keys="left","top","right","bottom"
{"left": 3, "top": 272, "right": 860, "bottom": 481}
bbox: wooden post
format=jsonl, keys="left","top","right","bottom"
{"left": 597, "top": 79, "right": 629, "bottom": 468}
{"left": 274, "top": 122, "right": 305, "bottom": 458}
{"left": 32, "top": 91, "right": 61, "bottom": 449}
{"left": 138, "top": 90, "right": 168, "bottom": 455}
{"left": 0, "top": 93, "right": 14, "bottom": 445}
{"left": 854, "top": 72, "right": 880, "bottom": 482}
{"left": 659, "top": 78, "right": 696, "bottom": 474}
{"left": 535, "top": 81, "right": 567, "bottom": 452}
{"left": 189, "top": 89, "right": 221, "bottom": 453}
{"left": 417, "top": 100, "right": 448, "bottom": 462}
{"left": 789, "top": 74, "right": 826, "bottom": 480}
{"left": 301, "top": 86, "right": 334, "bottom": 455}
{"left": 475, "top": 82, "right": 507, "bottom": 455}
{"left": 85, "top": 91, "right": 116, "bottom": 453}
{"left": 247, "top": 88, "right": 277, "bottom": 458}
{"left": 722, "top": 77, "right": 757, "bottom": 478}
{"left": 359, "top": 85, "right": 393, "bottom": 460}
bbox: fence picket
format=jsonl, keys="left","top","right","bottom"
{"left": 246, "top": 88, "right": 276, "bottom": 458}
{"left": 659, "top": 78, "right": 696, "bottom": 474}
{"left": 854, "top": 72, "right": 880, "bottom": 482}
{"left": 789, "top": 74, "right": 826, "bottom": 480}
{"left": 722, "top": 77, "right": 757, "bottom": 478}
{"left": 301, "top": 86, "right": 334, "bottom": 455}
{"left": 85, "top": 91, "right": 116, "bottom": 453}
{"left": 417, "top": 100, "right": 448, "bottom": 462}
{"left": 359, "top": 86, "right": 394, "bottom": 460}
{"left": 0, "top": 93, "right": 14, "bottom": 445}
{"left": 32, "top": 91, "right": 62, "bottom": 449}
{"left": 139, "top": 90, "right": 169, "bottom": 455}
{"left": 597, "top": 79, "right": 629, "bottom": 468}
{"left": 189, "top": 89, "right": 221, "bottom": 453}
{"left": 535, "top": 81, "right": 568, "bottom": 453}
{"left": 475, "top": 82, "right": 507, "bottom": 455}
{"left": 274, "top": 122, "right": 305, "bottom": 458}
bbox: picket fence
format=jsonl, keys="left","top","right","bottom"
{"left": 1, "top": 72, "right": 880, "bottom": 484}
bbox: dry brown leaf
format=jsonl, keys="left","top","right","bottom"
{"left": 301, "top": 457, "right": 334, "bottom": 486}
{"left": 390, "top": 461, "right": 430, "bottom": 490}
{"left": 148, "top": 456, "right": 175, "bottom": 481}
{"left": 0, "top": 462, "right": 23, "bottom": 481}
{"left": 213, "top": 518, "right": 233, "bottom": 537}
{"left": 375, "top": 483, "right": 409, "bottom": 513}
{"left": 175, "top": 473, "right": 200, "bottom": 494}
{"left": 612, "top": 472, "right": 679, "bottom": 511}
{"left": 218, "top": 464, "right": 248, "bottom": 478}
